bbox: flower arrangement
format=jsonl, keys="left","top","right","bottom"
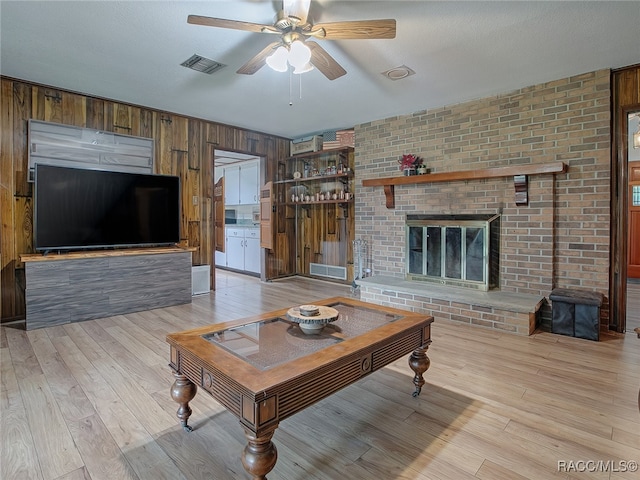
{"left": 398, "top": 154, "right": 423, "bottom": 171}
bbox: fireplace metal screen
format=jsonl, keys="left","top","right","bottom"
{"left": 406, "top": 214, "right": 500, "bottom": 291}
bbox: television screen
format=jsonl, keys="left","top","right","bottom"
{"left": 35, "top": 164, "right": 180, "bottom": 252}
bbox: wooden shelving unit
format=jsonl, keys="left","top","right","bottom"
{"left": 274, "top": 147, "right": 355, "bottom": 283}
{"left": 362, "top": 162, "right": 568, "bottom": 208}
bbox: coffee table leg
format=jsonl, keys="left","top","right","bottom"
{"left": 170, "top": 371, "right": 197, "bottom": 432}
{"left": 241, "top": 426, "right": 278, "bottom": 480}
{"left": 408, "top": 340, "right": 432, "bottom": 397}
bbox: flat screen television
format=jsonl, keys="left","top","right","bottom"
{"left": 34, "top": 164, "right": 180, "bottom": 252}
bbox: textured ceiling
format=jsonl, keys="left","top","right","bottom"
{"left": 1, "top": 1, "right": 638, "bottom": 139}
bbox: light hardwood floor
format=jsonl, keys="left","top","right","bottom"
{"left": 2, "top": 271, "right": 639, "bottom": 480}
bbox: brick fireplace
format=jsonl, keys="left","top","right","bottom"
{"left": 353, "top": 69, "right": 611, "bottom": 335}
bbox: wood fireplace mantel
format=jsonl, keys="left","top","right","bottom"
{"left": 362, "top": 162, "right": 568, "bottom": 208}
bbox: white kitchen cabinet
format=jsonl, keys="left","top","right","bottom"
{"left": 226, "top": 228, "right": 245, "bottom": 270}
{"left": 224, "top": 165, "right": 241, "bottom": 205}
{"left": 240, "top": 161, "right": 259, "bottom": 205}
{"left": 224, "top": 227, "right": 261, "bottom": 274}
{"left": 223, "top": 160, "right": 259, "bottom": 205}
{"left": 244, "top": 229, "right": 261, "bottom": 274}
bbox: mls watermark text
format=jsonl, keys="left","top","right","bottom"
{"left": 557, "top": 460, "right": 638, "bottom": 473}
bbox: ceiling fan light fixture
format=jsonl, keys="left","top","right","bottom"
{"left": 293, "top": 62, "right": 314, "bottom": 74}
{"left": 288, "top": 40, "right": 311, "bottom": 69}
{"left": 266, "top": 46, "right": 289, "bottom": 72}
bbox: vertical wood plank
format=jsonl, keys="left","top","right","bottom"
{"left": 31, "top": 85, "right": 45, "bottom": 120}
{"left": 113, "top": 102, "right": 132, "bottom": 133}
{"left": 138, "top": 108, "right": 154, "bottom": 139}
{"left": 188, "top": 221, "right": 201, "bottom": 251}
{"left": 156, "top": 113, "right": 171, "bottom": 174}
{"left": 199, "top": 123, "right": 215, "bottom": 286}
{"left": 217, "top": 124, "right": 235, "bottom": 150}
{"left": 1, "top": 80, "right": 14, "bottom": 190}
{"left": 188, "top": 119, "right": 201, "bottom": 171}
{"left": 86, "top": 97, "right": 105, "bottom": 130}
{"left": 42, "top": 87, "right": 64, "bottom": 123}
{"left": 173, "top": 115, "right": 189, "bottom": 152}
{"left": 14, "top": 196, "right": 33, "bottom": 267}
{"left": 202, "top": 196, "right": 214, "bottom": 287}
{"left": 173, "top": 150, "right": 189, "bottom": 242}
{"left": 61, "top": 91, "right": 86, "bottom": 127}
{"left": 1, "top": 79, "right": 15, "bottom": 319}
{"left": 13, "top": 82, "right": 31, "bottom": 196}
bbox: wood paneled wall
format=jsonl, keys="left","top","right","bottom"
{"left": 611, "top": 64, "right": 640, "bottom": 331}
{"left": 0, "top": 77, "right": 290, "bottom": 323}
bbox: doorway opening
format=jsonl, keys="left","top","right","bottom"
{"left": 213, "top": 150, "right": 265, "bottom": 282}
{"left": 626, "top": 110, "right": 640, "bottom": 333}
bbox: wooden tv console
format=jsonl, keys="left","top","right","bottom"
{"left": 21, "top": 247, "right": 194, "bottom": 330}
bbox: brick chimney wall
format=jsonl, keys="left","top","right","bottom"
{"left": 354, "top": 69, "right": 611, "bottom": 325}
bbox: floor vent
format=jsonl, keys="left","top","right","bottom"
{"left": 309, "top": 263, "right": 347, "bottom": 281}
{"left": 192, "top": 265, "right": 210, "bottom": 295}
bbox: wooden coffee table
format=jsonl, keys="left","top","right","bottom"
{"left": 167, "top": 296, "right": 433, "bottom": 479}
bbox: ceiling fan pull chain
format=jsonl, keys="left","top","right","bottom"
{"left": 299, "top": 71, "right": 303, "bottom": 100}
{"left": 289, "top": 68, "right": 293, "bottom": 106}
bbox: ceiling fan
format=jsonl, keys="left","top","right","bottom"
{"left": 187, "top": 0, "right": 396, "bottom": 80}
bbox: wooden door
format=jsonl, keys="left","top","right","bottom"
{"left": 214, "top": 177, "right": 225, "bottom": 253}
{"left": 629, "top": 164, "right": 640, "bottom": 277}
{"left": 260, "top": 182, "right": 273, "bottom": 250}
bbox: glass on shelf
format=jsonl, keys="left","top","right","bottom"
{"left": 287, "top": 186, "right": 351, "bottom": 204}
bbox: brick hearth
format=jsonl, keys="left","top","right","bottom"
{"left": 359, "top": 276, "right": 544, "bottom": 335}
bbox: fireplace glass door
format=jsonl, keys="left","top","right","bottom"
{"left": 406, "top": 215, "right": 499, "bottom": 290}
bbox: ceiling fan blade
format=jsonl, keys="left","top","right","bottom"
{"left": 237, "top": 42, "right": 280, "bottom": 75}
{"left": 310, "top": 19, "right": 396, "bottom": 39}
{"left": 188, "top": 15, "right": 277, "bottom": 34}
{"left": 307, "top": 41, "right": 346, "bottom": 81}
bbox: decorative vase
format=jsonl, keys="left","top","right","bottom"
{"left": 417, "top": 165, "right": 427, "bottom": 175}
{"left": 403, "top": 167, "right": 415, "bottom": 176}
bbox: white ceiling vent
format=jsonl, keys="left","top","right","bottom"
{"left": 381, "top": 65, "right": 415, "bottom": 81}
{"left": 181, "top": 54, "right": 226, "bottom": 74}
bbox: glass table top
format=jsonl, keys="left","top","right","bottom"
{"left": 201, "top": 303, "right": 402, "bottom": 370}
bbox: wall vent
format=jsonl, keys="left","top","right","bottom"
{"left": 180, "top": 54, "right": 226, "bottom": 75}
{"left": 309, "top": 263, "right": 347, "bottom": 281}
